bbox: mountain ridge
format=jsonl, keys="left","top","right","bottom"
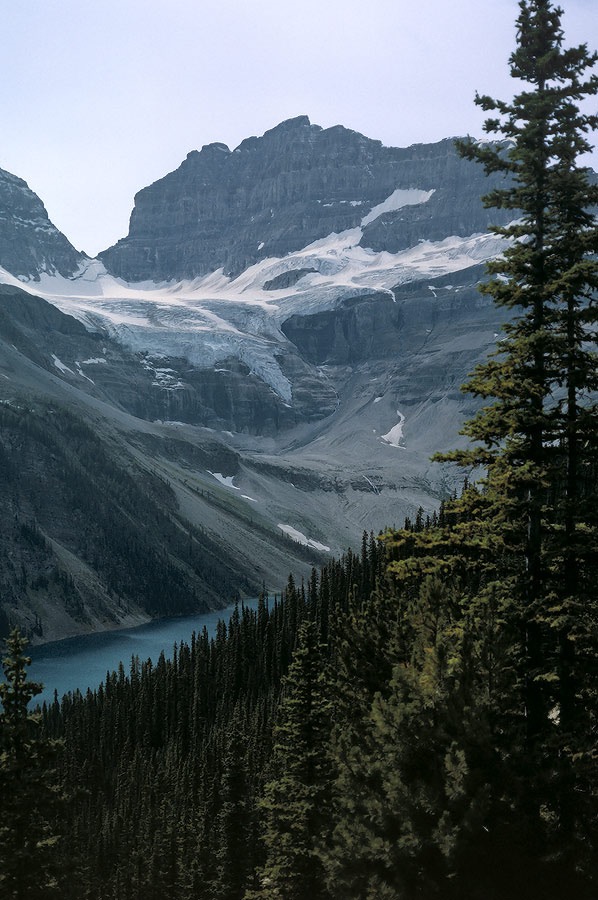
{"left": 97, "top": 117, "right": 514, "bottom": 281}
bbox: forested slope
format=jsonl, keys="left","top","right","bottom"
{"left": 32, "top": 512, "right": 595, "bottom": 898}
{"left": 0, "top": 399, "right": 257, "bottom": 639}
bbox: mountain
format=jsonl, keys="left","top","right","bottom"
{"left": 98, "top": 116, "right": 513, "bottom": 281}
{"left": 0, "top": 167, "right": 86, "bottom": 279}
{"left": 0, "top": 117, "right": 531, "bottom": 642}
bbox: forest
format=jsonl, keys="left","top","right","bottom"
{"left": 1, "top": 2, "right": 597, "bottom": 897}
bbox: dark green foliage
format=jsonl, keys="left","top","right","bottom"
{"left": 39, "top": 538, "right": 383, "bottom": 900}
{"left": 38, "top": 496, "right": 596, "bottom": 898}
{"left": 0, "top": 628, "right": 65, "bottom": 899}
{"left": 250, "top": 619, "right": 334, "bottom": 899}
{"left": 212, "top": 714, "right": 254, "bottom": 899}
{"left": 433, "top": 0, "right": 598, "bottom": 880}
{"left": 323, "top": 522, "right": 597, "bottom": 897}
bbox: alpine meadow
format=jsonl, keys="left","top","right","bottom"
{"left": 1, "top": 1, "right": 597, "bottom": 898}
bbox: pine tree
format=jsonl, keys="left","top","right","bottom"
{"left": 249, "top": 619, "right": 334, "bottom": 900}
{"left": 213, "top": 712, "right": 254, "bottom": 900}
{"left": 0, "top": 628, "right": 65, "bottom": 899}
{"left": 436, "top": 0, "right": 598, "bottom": 881}
{"left": 323, "top": 574, "right": 505, "bottom": 899}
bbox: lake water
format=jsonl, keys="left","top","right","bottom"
{"left": 28, "top": 599, "right": 260, "bottom": 707}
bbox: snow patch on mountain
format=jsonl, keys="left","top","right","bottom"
{"left": 382, "top": 410, "right": 406, "bottom": 448}
{"left": 278, "top": 524, "right": 330, "bottom": 553}
{"left": 0, "top": 227, "right": 507, "bottom": 403}
{"left": 361, "top": 188, "right": 435, "bottom": 226}
{"left": 75, "top": 362, "right": 94, "bottom": 383}
{"left": 51, "top": 354, "right": 75, "bottom": 376}
{"left": 209, "top": 472, "right": 240, "bottom": 490}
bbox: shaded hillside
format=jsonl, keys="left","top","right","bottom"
{"left": 0, "top": 398, "right": 258, "bottom": 642}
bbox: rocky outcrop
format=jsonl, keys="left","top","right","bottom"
{"left": 360, "top": 140, "right": 514, "bottom": 252}
{"left": 281, "top": 291, "right": 403, "bottom": 366}
{"left": 264, "top": 268, "right": 318, "bottom": 291}
{"left": 99, "top": 118, "right": 513, "bottom": 282}
{"left": 0, "top": 167, "right": 85, "bottom": 279}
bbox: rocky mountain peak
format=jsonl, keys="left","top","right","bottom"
{"left": 235, "top": 116, "right": 314, "bottom": 151}
{"left": 98, "top": 119, "right": 513, "bottom": 283}
{"left": 0, "top": 167, "right": 86, "bottom": 280}
{"left": 184, "top": 142, "right": 231, "bottom": 163}
{"left": 270, "top": 114, "right": 312, "bottom": 130}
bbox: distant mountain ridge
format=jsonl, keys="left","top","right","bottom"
{"left": 98, "top": 116, "right": 514, "bottom": 281}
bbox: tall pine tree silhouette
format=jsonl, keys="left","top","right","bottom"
{"left": 249, "top": 619, "right": 334, "bottom": 900}
{"left": 0, "top": 628, "right": 65, "bottom": 899}
{"left": 437, "top": 0, "right": 598, "bottom": 880}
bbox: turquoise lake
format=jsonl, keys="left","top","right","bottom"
{"left": 28, "top": 599, "right": 260, "bottom": 707}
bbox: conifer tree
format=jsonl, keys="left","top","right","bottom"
{"left": 249, "top": 619, "right": 334, "bottom": 900}
{"left": 436, "top": 0, "right": 598, "bottom": 878}
{"left": 0, "top": 628, "right": 65, "bottom": 899}
{"left": 324, "top": 576, "right": 503, "bottom": 899}
{"left": 213, "top": 712, "right": 254, "bottom": 900}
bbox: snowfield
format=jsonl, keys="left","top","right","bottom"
{"left": 278, "top": 524, "right": 331, "bottom": 553}
{"left": 0, "top": 206, "right": 507, "bottom": 401}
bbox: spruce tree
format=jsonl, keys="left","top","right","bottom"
{"left": 324, "top": 575, "right": 503, "bottom": 899}
{"left": 213, "top": 712, "right": 254, "bottom": 900}
{"left": 249, "top": 619, "right": 334, "bottom": 900}
{"left": 436, "top": 0, "right": 598, "bottom": 880}
{"left": 0, "top": 628, "right": 65, "bottom": 899}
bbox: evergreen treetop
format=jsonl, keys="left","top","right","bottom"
{"left": 0, "top": 628, "right": 65, "bottom": 900}
{"left": 434, "top": 0, "right": 598, "bottom": 876}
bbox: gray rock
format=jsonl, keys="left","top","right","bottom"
{"left": 99, "top": 119, "right": 512, "bottom": 282}
{"left": 264, "top": 268, "right": 318, "bottom": 291}
{"left": 0, "top": 167, "right": 85, "bottom": 279}
{"left": 281, "top": 292, "right": 402, "bottom": 366}
{"left": 3, "top": 117, "right": 572, "bottom": 644}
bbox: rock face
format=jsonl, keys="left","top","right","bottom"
{"left": 0, "top": 167, "right": 85, "bottom": 278}
{"left": 0, "top": 284, "right": 335, "bottom": 436}
{"left": 281, "top": 292, "right": 402, "bottom": 366}
{"left": 99, "top": 117, "right": 513, "bottom": 282}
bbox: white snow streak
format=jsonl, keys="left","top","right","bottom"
{"left": 75, "top": 363, "right": 94, "bottom": 383}
{"left": 361, "top": 188, "right": 435, "bottom": 227}
{"left": 51, "top": 354, "right": 75, "bottom": 375}
{"left": 381, "top": 410, "right": 406, "bottom": 448}
{"left": 277, "top": 524, "right": 330, "bottom": 552}
{"left": 209, "top": 472, "right": 240, "bottom": 490}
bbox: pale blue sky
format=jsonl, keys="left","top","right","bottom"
{"left": 1, "top": 0, "right": 595, "bottom": 257}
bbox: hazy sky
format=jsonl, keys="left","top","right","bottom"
{"left": 1, "top": 0, "right": 596, "bottom": 257}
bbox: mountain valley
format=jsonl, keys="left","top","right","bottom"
{"left": 0, "top": 117, "right": 523, "bottom": 642}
